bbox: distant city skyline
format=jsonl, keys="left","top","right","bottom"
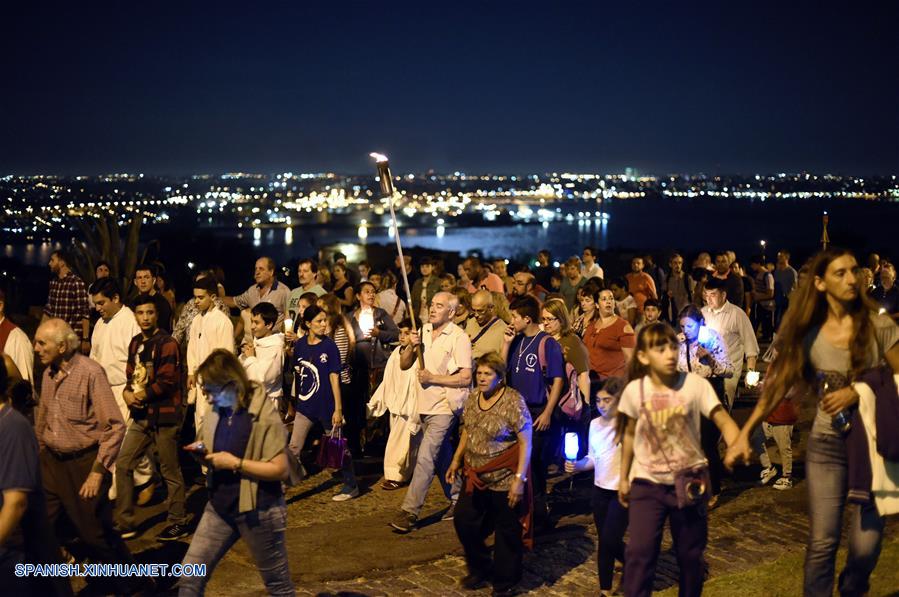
{"left": 2, "top": 2, "right": 897, "bottom": 175}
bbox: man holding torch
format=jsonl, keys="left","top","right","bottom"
{"left": 371, "top": 154, "right": 472, "bottom": 533}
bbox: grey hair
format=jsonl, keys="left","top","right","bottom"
{"left": 42, "top": 318, "right": 80, "bottom": 355}
{"left": 434, "top": 291, "right": 459, "bottom": 313}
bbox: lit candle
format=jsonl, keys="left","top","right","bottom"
{"left": 564, "top": 432, "right": 579, "bottom": 461}
{"left": 284, "top": 318, "right": 294, "bottom": 333}
{"left": 745, "top": 370, "right": 761, "bottom": 387}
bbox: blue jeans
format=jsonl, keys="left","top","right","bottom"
{"left": 804, "top": 432, "right": 885, "bottom": 596}
{"left": 178, "top": 501, "right": 294, "bottom": 596}
{"left": 401, "top": 413, "right": 461, "bottom": 516}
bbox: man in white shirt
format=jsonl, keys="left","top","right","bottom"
{"left": 390, "top": 291, "right": 472, "bottom": 533}
{"left": 702, "top": 277, "right": 760, "bottom": 405}
{"left": 187, "top": 277, "right": 235, "bottom": 434}
{"left": 582, "top": 246, "right": 605, "bottom": 281}
{"left": 0, "top": 288, "right": 34, "bottom": 387}
{"left": 239, "top": 302, "right": 284, "bottom": 406}
{"left": 89, "top": 278, "right": 154, "bottom": 497}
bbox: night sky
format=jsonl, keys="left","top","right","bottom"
{"left": 2, "top": 1, "right": 897, "bottom": 176}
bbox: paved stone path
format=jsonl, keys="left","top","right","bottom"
{"left": 121, "top": 395, "right": 898, "bottom": 596}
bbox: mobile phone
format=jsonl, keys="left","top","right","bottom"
{"left": 184, "top": 442, "right": 207, "bottom": 456}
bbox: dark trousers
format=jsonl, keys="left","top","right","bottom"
{"left": 752, "top": 304, "right": 774, "bottom": 340}
{"left": 593, "top": 486, "right": 628, "bottom": 591}
{"left": 700, "top": 377, "right": 727, "bottom": 496}
{"left": 624, "top": 480, "right": 707, "bottom": 597}
{"left": 453, "top": 487, "right": 524, "bottom": 593}
{"left": 528, "top": 405, "right": 557, "bottom": 522}
{"left": 41, "top": 448, "right": 136, "bottom": 592}
{"left": 341, "top": 379, "right": 366, "bottom": 458}
{"left": 115, "top": 419, "right": 188, "bottom": 528}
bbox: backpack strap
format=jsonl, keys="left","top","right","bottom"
{"left": 537, "top": 334, "right": 549, "bottom": 377}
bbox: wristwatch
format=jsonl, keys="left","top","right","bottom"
{"left": 515, "top": 472, "right": 527, "bottom": 482}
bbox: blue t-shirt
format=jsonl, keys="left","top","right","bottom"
{"left": 0, "top": 406, "right": 42, "bottom": 555}
{"left": 507, "top": 331, "right": 565, "bottom": 408}
{"left": 210, "top": 407, "right": 281, "bottom": 518}
{"left": 292, "top": 335, "right": 342, "bottom": 422}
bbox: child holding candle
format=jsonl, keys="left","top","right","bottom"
{"left": 618, "top": 322, "right": 739, "bottom": 597}
{"left": 565, "top": 377, "right": 628, "bottom": 596}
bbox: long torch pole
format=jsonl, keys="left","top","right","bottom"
{"left": 370, "top": 152, "right": 424, "bottom": 367}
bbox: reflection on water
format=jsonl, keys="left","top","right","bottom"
{"left": 4, "top": 241, "right": 62, "bottom": 267}
{"left": 5, "top": 200, "right": 895, "bottom": 267}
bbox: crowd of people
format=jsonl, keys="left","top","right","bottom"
{"left": 1, "top": 243, "right": 897, "bottom": 596}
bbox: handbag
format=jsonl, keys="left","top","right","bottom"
{"left": 316, "top": 427, "right": 349, "bottom": 470}
{"left": 639, "top": 378, "right": 710, "bottom": 509}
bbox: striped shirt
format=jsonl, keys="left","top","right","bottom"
{"left": 332, "top": 325, "right": 352, "bottom": 384}
{"left": 35, "top": 353, "right": 126, "bottom": 471}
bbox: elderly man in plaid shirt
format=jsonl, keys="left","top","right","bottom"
{"left": 43, "top": 249, "right": 91, "bottom": 354}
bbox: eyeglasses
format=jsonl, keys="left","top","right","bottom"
{"left": 540, "top": 316, "right": 558, "bottom": 323}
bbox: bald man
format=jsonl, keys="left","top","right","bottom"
{"left": 33, "top": 319, "right": 137, "bottom": 588}
{"left": 465, "top": 290, "right": 506, "bottom": 359}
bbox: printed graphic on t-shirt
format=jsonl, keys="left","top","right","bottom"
{"left": 639, "top": 389, "right": 706, "bottom": 477}
{"left": 294, "top": 360, "right": 321, "bottom": 401}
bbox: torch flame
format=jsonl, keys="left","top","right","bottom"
{"left": 370, "top": 152, "right": 389, "bottom": 163}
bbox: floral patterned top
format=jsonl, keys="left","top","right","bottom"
{"left": 462, "top": 386, "right": 532, "bottom": 491}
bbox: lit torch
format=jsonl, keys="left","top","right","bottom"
{"left": 370, "top": 152, "right": 424, "bottom": 367}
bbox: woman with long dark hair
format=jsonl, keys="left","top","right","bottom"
{"left": 287, "top": 305, "right": 359, "bottom": 501}
{"left": 726, "top": 248, "right": 899, "bottom": 596}
{"left": 676, "top": 304, "right": 733, "bottom": 506}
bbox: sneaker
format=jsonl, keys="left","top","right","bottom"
{"left": 380, "top": 479, "right": 405, "bottom": 491}
{"left": 773, "top": 477, "right": 794, "bottom": 490}
{"left": 156, "top": 523, "right": 190, "bottom": 542}
{"left": 389, "top": 510, "right": 418, "bottom": 533}
{"left": 441, "top": 501, "right": 457, "bottom": 521}
{"left": 332, "top": 486, "right": 360, "bottom": 502}
{"left": 759, "top": 466, "right": 778, "bottom": 485}
{"left": 114, "top": 524, "right": 140, "bottom": 540}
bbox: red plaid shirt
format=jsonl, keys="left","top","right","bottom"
{"left": 35, "top": 353, "right": 125, "bottom": 471}
{"left": 44, "top": 272, "right": 91, "bottom": 339}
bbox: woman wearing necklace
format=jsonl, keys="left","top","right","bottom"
{"left": 180, "top": 349, "right": 293, "bottom": 596}
{"left": 583, "top": 288, "right": 636, "bottom": 382}
{"left": 287, "top": 305, "right": 359, "bottom": 502}
{"left": 446, "top": 352, "right": 533, "bottom": 597}
{"left": 726, "top": 249, "right": 899, "bottom": 595}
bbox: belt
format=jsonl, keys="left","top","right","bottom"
{"left": 47, "top": 444, "right": 98, "bottom": 461}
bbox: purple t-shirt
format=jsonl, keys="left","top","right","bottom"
{"left": 507, "top": 331, "right": 564, "bottom": 408}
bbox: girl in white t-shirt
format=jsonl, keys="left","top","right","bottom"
{"left": 565, "top": 376, "right": 628, "bottom": 596}
{"left": 618, "top": 322, "right": 739, "bottom": 597}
